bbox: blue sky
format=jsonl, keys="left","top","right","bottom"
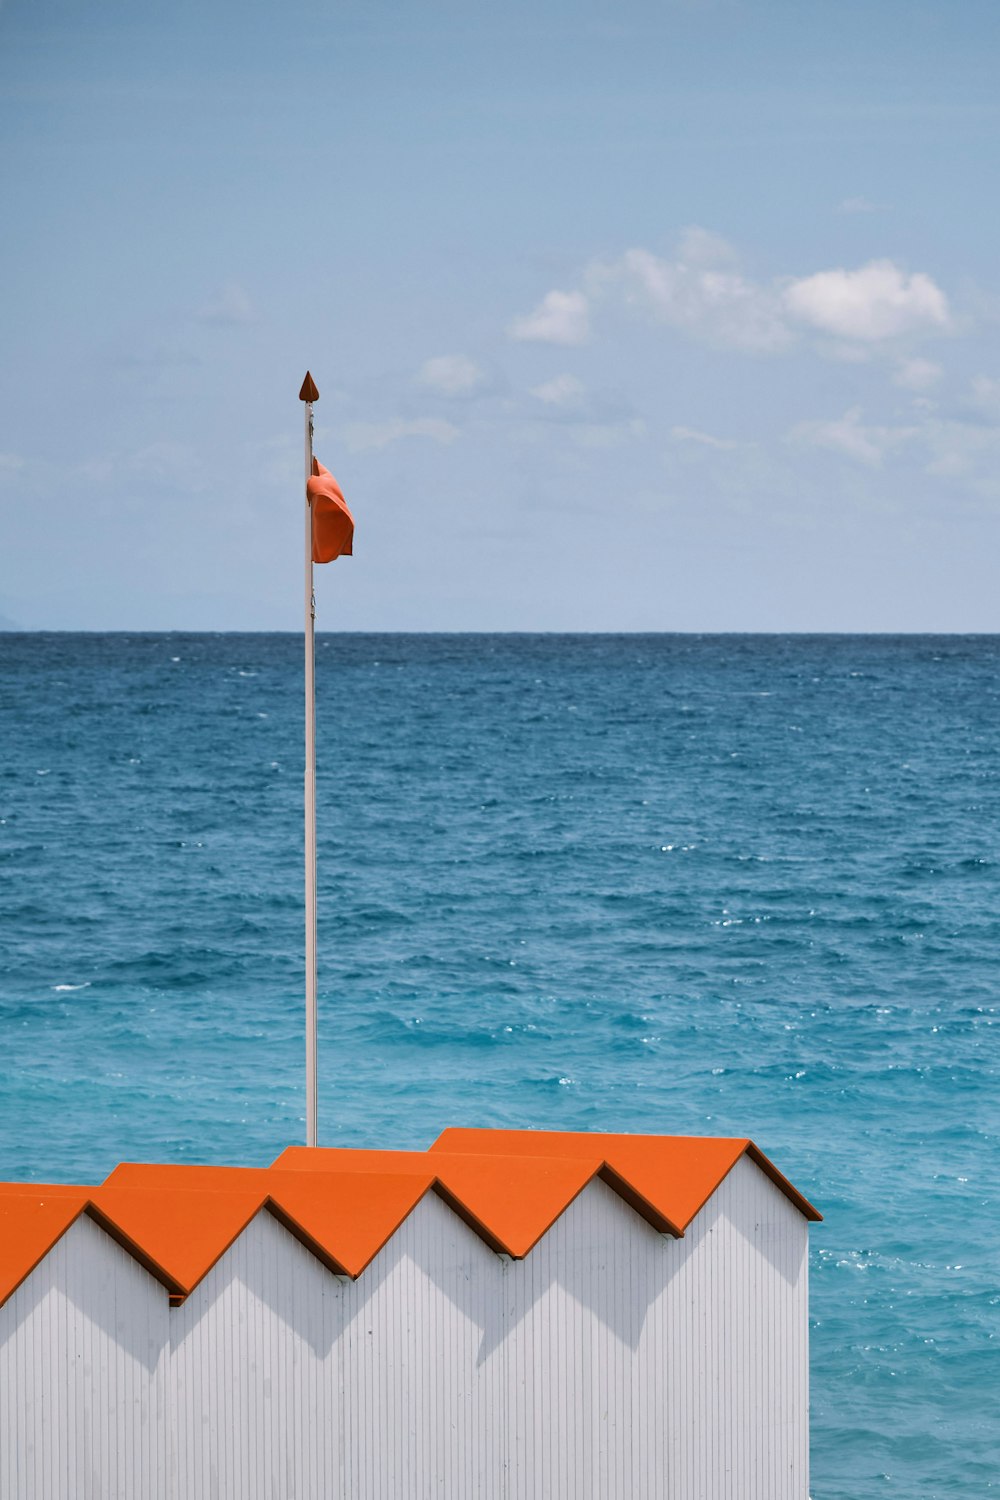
{"left": 2, "top": 0, "right": 999, "bottom": 629}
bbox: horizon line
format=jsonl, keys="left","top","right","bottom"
{"left": 2, "top": 627, "right": 998, "bottom": 639}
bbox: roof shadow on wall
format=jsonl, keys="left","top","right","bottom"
{"left": 6, "top": 1214, "right": 170, "bottom": 1376}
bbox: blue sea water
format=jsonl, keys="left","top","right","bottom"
{"left": 0, "top": 631, "right": 996, "bottom": 1497}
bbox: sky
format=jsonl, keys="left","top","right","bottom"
{"left": 1, "top": 0, "right": 999, "bottom": 631}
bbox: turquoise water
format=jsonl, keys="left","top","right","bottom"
{"left": 1, "top": 632, "right": 997, "bottom": 1497}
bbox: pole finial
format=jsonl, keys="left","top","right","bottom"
{"left": 299, "top": 371, "right": 320, "bottom": 403}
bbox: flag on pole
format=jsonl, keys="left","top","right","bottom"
{"left": 307, "top": 458, "right": 354, "bottom": 563}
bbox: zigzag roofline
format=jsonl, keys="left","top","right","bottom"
{"left": 429, "top": 1128, "right": 823, "bottom": 1225}
{"left": 0, "top": 1129, "right": 820, "bottom": 1307}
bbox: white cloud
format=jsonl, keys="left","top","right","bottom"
{"left": 510, "top": 234, "right": 954, "bottom": 362}
{"left": 342, "top": 417, "right": 460, "bottom": 453}
{"left": 509, "top": 289, "right": 590, "bottom": 346}
{"left": 789, "top": 406, "right": 919, "bottom": 467}
{"left": 670, "top": 426, "right": 740, "bottom": 451}
{"left": 894, "top": 357, "right": 943, "bottom": 392}
{"left": 590, "top": 242, "right": 792, "bottom": 353}
{"left": 784, "top": 260, "right": 950, "bottom": 342}
{"left": 417, "top": 355, "right": 486, "bottom": 396}
{"left": 197, "top": 283, "right": 255, "bottom": 326}
{"left": 0, "top": 451, "right": 25, "bottom": 478}
{"left": 530, "top": 374, "right": 585, "bottom": 406}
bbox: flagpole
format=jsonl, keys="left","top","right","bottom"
{"left": 299, "top": 370, "right": 319, "bottom": 1148}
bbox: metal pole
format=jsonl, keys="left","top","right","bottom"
{"left": 303, "top": 385, "right": 318, "bottom": 1148}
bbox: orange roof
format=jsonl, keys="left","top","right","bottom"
{"left": 104, "top": 1162, "right": 435, "bottom": 1280}
{"left": 96, "top": 1184, "right": 277, "bottom": 1294}
{"left": 431, "top": 1128, "right": 822, "bottom": 1227}
{"left": 0, "top": 1129, "right": 818, "bottom": 1307}
{"left": 273, "top": 1147, "right": 617, "bottom": 1257}
{"left": 0, "top": 1191, "right": 91, "bottom": 1305}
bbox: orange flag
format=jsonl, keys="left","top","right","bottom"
{"left": 307, "top": 458, "right": 354, "bottom": 563}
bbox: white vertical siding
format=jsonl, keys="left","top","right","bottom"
{"left": 170, "top": 1207, "right": 341, "bottom": 1500}
{"left": 642, "top": 1154, "right": 810, "bottom": 1500}
{"left": 0, "top": 1214, "right": 170, "bottom": 1500}
{"left": 505, "top": 1176, "right": 660, "bottom": 1500}
{"left": 0, "top": 1161, "right": 810, "bottom": 1500}
{"left": 171, "top": 1194, "right": 505, "bottom": 1500}
{"left": 505, "top": 1158, "right": 809, "bottom": 1500}
{"left": 339, "top": 1191, "right": 506, "bottom": 1500}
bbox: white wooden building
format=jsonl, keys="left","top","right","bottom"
{"left": 0, "top": 1128, "right": 820, "bottom": 1499}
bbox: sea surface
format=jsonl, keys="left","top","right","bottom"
{"left": 1, "top": 632, "right": 997, "bottom": 1497}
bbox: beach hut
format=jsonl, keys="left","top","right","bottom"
{"left": 0, "top": 1187, "right": 174, "bottom": 1498}
{"left": 0, "top": 1128, "right": 820, "bottom": 1499}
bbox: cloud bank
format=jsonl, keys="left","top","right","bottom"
{"left": 509, "top": 231, "right": 952, "bottom": 357}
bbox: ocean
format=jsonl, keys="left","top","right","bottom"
{"left": 1, "top": 632, "right": 996, "bottom": 1497}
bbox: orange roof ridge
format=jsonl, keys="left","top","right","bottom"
{"left": 105, "top": 1161, "right": 269, "bottom": 1189}
{"left": 434, "top": 1128, "right": 827, "bottom": 1224}
{"left": 265, "top": 1172, "right": 434, "bottom": 1278}
{"left": 105, "top": 1162, "right": 438, "bottom": 1280}
{"left": 432, "top": 1152, "right": 620, "bottom": 1256}
{"left": 0, "top": 1182, "right": 100, "bottom": 1195}
{"left": 273, "top": 1146, "right": 424, "bottom": 1170}
{"left": 92, "top": 1184, "right": 275, "bottom": 1297}
{"left": 429, "top": 1128, "right": 749, "bottom": 1230}
{"left": 0, "top": 1185, "right": 192, "bottom": 1302}
{"left": 430, "top": 1128, "right": 822, "bottom": 1226}
{"left": 274, "top": 1145, "right": 671, "bottom": 1255}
